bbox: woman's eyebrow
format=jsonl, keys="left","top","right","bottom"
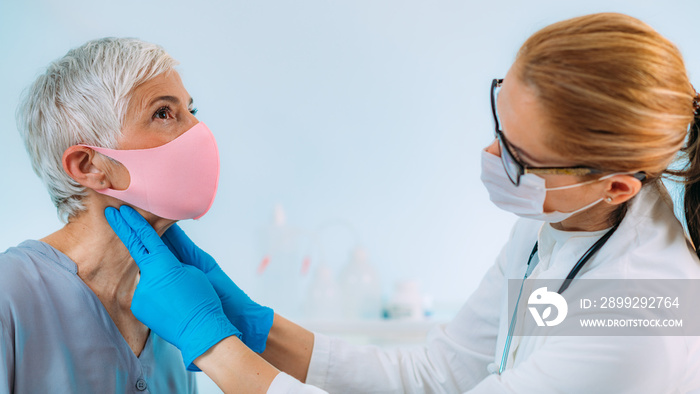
{"left": 147, "top": 96, "right": 194, "bottom": 107}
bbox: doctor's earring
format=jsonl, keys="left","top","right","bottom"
{"left": 605, "top": 196, "right": 613, "bottom": 203}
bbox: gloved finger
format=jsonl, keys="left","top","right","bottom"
{"left": 118, "top": 205, "right": 168, "bottom": 255}
{"left": 162, "top": 224, "right": 216, "bottom": 272}
{"left": 161, "top": 224, "right": 187, "bottom": 262}
{"left": 105, "top": 206, "right": 148, "bottom": 261}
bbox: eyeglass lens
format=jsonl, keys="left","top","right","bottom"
{"left": 492, "top": 80, "right": 523, "bottom": 186}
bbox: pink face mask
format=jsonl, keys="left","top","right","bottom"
{"left": 82, "top": 122, "right": 219, "bottom": 220}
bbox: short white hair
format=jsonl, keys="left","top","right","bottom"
{"left": 16, "top": 37, "right": 178, "bottom": 222}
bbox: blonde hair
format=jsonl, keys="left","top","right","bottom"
{"left": 515, "top": 13, "right": 700, "bottom": 250}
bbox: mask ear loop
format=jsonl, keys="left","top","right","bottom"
{"left": 544, "top": 172, "right": 646, "bottom": 191}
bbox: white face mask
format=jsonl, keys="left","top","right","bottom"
{"left": 480, "top": 150, "right": 623, "bottom": 223}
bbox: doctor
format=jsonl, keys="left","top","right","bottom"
{"left": 106, "top": 13, "right": 700, "bottom": 393}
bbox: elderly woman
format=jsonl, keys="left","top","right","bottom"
{"left": 0, "top": 38, "right": 227, "bottom": 393}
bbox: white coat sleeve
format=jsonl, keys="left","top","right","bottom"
{"left": 268, "top": 373, "right": 328, "bottom": 393}
{"left": 299, "top": 255, "right": 506, "bottom": 394}
{"left": 465, "top": 333, "right": 686, "bottom": 393}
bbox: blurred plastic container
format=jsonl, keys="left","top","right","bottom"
{"left": 338, "top": 247, "right": 382, "bottom": 320}
{"left": 384, "top": 280, "right": 426, "bottom": 320}
{"left": 256, "top": 204, "right": 306, "bottom": 317}
{"left": 302, "top": 262, "right": 343, "bottom": 320}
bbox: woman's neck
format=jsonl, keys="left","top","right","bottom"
{"left": 40, "top": 199, "right": 173, "bottom": 356}
{"left": 42, "top": 212, "right": 140, "bottom": 302}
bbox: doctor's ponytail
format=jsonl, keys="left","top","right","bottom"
{"left": 676, "top": 102, "right": 700, "bottom": 255}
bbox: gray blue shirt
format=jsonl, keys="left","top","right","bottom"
{"left": 0, "top": 240, "right": 198, "bottom": 393}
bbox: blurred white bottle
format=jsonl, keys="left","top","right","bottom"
{"left": 385, "top": 280, "right": 425, "bottom": 321}
{"left": 302, "top": 262, "right": 342, "bottom": 320}
{"left": 257, "top": 204, "right": 304, "bottom": 318}
{"left": 338, "top": 247, "right": 382, "bottom": 320}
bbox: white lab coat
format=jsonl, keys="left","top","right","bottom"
{"left": 269, "top": 181, "right": 700, "bottom": 393}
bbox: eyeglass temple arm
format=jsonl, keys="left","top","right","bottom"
{"left": 525, "top": 168, "right": 647, "bottom": 181}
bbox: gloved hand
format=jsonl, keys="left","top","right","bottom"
{"left": 162, "top": 224, "right": 274, "bottom": 353}
{"left": 105, "top": 205, "right": 241, "bottom": 371}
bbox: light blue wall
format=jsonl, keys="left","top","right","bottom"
{"left": 1, "top": 2, "right": 698, "bottom": 388}
{"left": 3, "top": 0, "right": 700, "bottom": 310}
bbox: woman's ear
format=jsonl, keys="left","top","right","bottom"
{"left": 604, "top": 175, "right": 643, "bottom": 205}
{"left": 62, "top": 146, "right": 109, "bottom": 190}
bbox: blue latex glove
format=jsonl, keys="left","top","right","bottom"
{"left": 162, "top": 224, "right": 274, "bottom": 353}
{"left": 105, "top": 205, "right": 241, "bottom": 371}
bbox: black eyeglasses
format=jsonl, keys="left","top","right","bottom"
{"left": 490, "top": 78, "right": 604, "bottom": 186}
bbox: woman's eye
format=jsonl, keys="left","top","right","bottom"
{"left": 153, "top": 106, "right": 172, "bottom": 120}
{"left": 189, "top": 108, "right": 198, "bottom": 116}
{"left": 516, "top": 153, "right": 529, "bottom": 166}
{"left": 510, "top": 149, "right": 531, "bottom": 166}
